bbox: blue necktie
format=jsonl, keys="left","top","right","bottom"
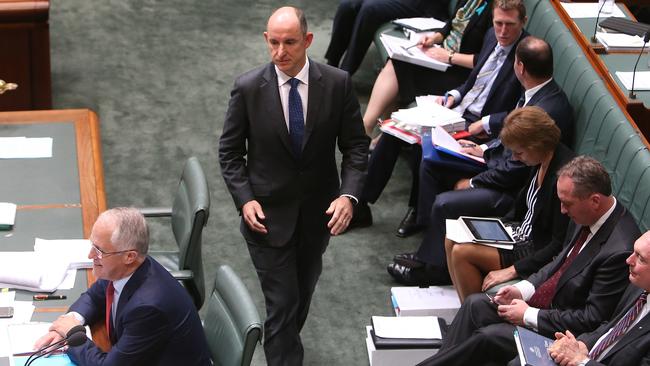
{"left": 288, "top": 78, "right": 304, "bottom": 157}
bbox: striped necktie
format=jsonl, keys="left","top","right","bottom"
{"left": 456, "top": 47, "right": 505, "bottom": 112}
{"left": 288, "top": 78, "right": 304, "bottom": 158}
{"left": 589, "top": 292, "right": 648, "bottom": 360}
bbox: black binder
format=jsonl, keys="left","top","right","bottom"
{"left": 370, "top": 317, "right": 448, "bottom": 349}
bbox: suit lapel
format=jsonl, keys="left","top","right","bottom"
{"left": 304, "top": 60, "right": 323, "bottom": 151}
{"left": 261, "top": 63, "right": 294, "bottom": 157}
{"left": 556, "top": 203, "right": 624, "bottom": 291}
{"left": 484, "top": 32, "right": 527, "bottom": 104}
{"left": 114, "top": 257, "right": 151, "bottom": 337}
{"left": 527, "top": 80, "right": 556, "bottom": 106}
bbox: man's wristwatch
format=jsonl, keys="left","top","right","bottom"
{"left": 448, "top": 51, "right": 455, "bottom": 65}
{"left": 577, "top": 358, "right": 591, "bottom": 366}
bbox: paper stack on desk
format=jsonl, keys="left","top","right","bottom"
{"left": 0, "top": 203, "right": 16, "bottom": 230}
{"left": 391, "top": 104, "right": 465, "bottom": 132}
{"left": 0, "top": 137, "right": 52, "bottom": 159}
{"left": 596, "top": 32, "right": 648, "bottom": 51}
{"left": 34, "top": 238, "right": 92, "bottom": 269}
{"left": 0, "top": 252, "right": 69, "bottom": 292}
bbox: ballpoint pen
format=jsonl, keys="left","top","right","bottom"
{"left": 33, "top": 294, "right": 67, "bottom": 301}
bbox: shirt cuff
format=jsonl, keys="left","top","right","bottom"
{"left": 468, "top": 178, "right": 475, "bottom": 188}
{"left": 514, "top": 280, "right": 536, "bottom": 301}
{"left": 66, "top": 311, "right": 86, "bottom": 326}
{"left": 523, "top": 307, "right": 540, "bottom": 330}
{"left": 481, "top": 116, "right": 491, "bottom": 134}
{"left": 448, "top": 90, "right": 461, "bottom": 105}
{"left": 341, "top": 194, "right": 358, "bottom": 205}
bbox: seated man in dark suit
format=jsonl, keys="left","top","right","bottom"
{"left": 415, "top": 156, "right": 640, "bottom": 366}
{"left": 520, "top": 230, "right": 650, "bottom": 366}
{"left": 389, "top": 36, "right": 574, "bottom": 285}
{"left": 34, "top": 207, "right": 212, "bottom": 366}
{"left": 349, "top": 0, "right": 529, "bottom": 236}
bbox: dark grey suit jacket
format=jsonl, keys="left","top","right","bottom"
{"left": 219, "top": 59, "right": 369, "bottom": 247}
{"left": 529, "top": 201, "right": 640, "bottom": 337}
{"left": 578, "top": 284, "right": 650, "bottom": 366}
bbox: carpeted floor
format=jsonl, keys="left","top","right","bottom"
{"left": 50, "top": 1, "right": 422, "bottom": 364}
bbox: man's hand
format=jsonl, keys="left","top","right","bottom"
{"left": 50, "top": 314, "right": 82, "bottom": 338}
{"left": 242, "top": 200, "right": 267, "bottom": 234}
{"left": 493, "top": 285, "right": 523, "bottom": 305}
{"left": 33, "top": 330, "right": 63, "bottom": 350}
{"left": 454, "top": 178, "right": 471, "bottom": 190}
{"left": 549, "top": 331, "right": 590, "bottom": 366}
{"left": 497, "top": 299, "right": 528, "bottom": 326}
{"left": 482, "top": 266, "right": 518, "bottom": 292}
{"left": 326, "top": 196, "right": 353, "bottom": 235}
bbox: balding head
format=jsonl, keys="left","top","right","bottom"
{"left": 264, "top": 6, "right": 313, "bottom": 77}
{"left": 627, "top": 231, "right": 650, "bottom": 291}
{"left": 268, "top": 6, "right": 307, "bottom": 36}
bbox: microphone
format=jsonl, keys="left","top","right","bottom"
{"left": 25, "top": 326, "right": 87, "bottom": 366}
{"left": 629, "top": 31, "right": 650, "bottom": 99}
{"left": 591, "top": 0, "right": 608, "bottom": 43}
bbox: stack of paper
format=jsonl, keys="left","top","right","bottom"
{"left": 34, "top": 238, "right": 92, "bottom": 269}
{"left": 0, "top": 203, "right": 16, "bottom": 230}
{"left": 0, "top": 137, "right": 52, "bottom": 159}
{"left": 391, "top": 104, "right": 465, "bottom": 133}
{"left": 595, "top": 32, "right": 648, "bottom": 51}
{"left": 379, "top": 34, "right": 450, "bottom": 72}
{"left": 392, "top": 17, "right": 446, "bottom": 32}
{"left": 560, "top": 3, "right": 625, "bottom": 18}
{"left": 378, "top": 120, "right": 422, "bottom": 145}
{"left": 616, "top": 71, "right": 650, "bottom": 91}
{"left": 391, "top": 286, "right": 460, "bottom": 316}
{"left": 0, "top": 252, "right": 70, "bottom": 292}
{"left": 371, "top": 316, "right": 442, "bottom": 340}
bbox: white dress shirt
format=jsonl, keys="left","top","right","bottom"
{"left": 275, "top": 58, "right": 309, "bottom": 131}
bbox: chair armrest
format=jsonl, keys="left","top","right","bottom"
{"left": 139, "top": 207, "right": 172, "bottom": 217}
{"left": 169, "top": 270, "right": 193, "bottom": 280}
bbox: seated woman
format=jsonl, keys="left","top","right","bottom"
{"left": 445, "top": 106, "right": 574, "bottom": 301}
{"left": 351, "top": 0, "right": 494, "bottom": 237}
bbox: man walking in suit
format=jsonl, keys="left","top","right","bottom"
{"left": 390, "top": 36, "right": 575, "bottom": 285}
{"left": 219, "top": 7, "right": 369, "bottom": 366}
{"left": 415, "top": 156, "right": 640, "bottom": 366}
{"left": 537, "top": 230, "right": 650, "bottom": 366}
{"left": 34, "top": 208, "right": 212, "bottom": 366}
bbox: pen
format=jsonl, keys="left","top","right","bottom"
{"left": 460, "top": 142, "right": 477, "bottom": 148}
{"left": 33, "top": 294, "right": 66, "bottom": 301}
{"left": 485, "top": 293, "right": 496, "bottom": 303}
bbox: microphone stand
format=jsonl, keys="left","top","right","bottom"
{"left": 629, "top": 32, "right": 650, "bottom": 99}
{"left": 591, "top": 0, "right": 607, "bottom": 44}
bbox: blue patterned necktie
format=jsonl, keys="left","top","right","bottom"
{"left": 589, "top": 291, "right": 648, "bottom": 360}
{"left": 288, "top": 78, "right": 304, "bottom": 157}
{"left": 456, "top": 48, "right": 505, "bottom": 112}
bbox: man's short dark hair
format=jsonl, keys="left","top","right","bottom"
{"left": 558, "top": 156, "right": 612, "bottom": 198}
{"left": 516, "top": 36, "right": 553, "bottom": 79}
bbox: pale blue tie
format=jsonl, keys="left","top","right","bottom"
{"left": 457, "top": 48, "right": 505, "bottom": 112}
{"left": 288, "top": 78, "right": 304, "bottom": 157}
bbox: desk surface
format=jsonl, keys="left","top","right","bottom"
{"left": 551, "top": 1, "right": 650, "bottom": 140}
{"left": 0, "top": 109, "right": 108, "bottom": 350}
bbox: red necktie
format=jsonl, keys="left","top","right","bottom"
{"left": 528, "top": 226, "right": 591, "bottom": 309}
{"left": 105, "top": 281, "right": 114, "bottom": 340}
{"left": 589, "top": 292, "right": 648, "bottom": 360}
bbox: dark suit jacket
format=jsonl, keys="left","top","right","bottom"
{"left": 67, "top": 257, "right": 211, "bottom": 366}
{"left": 488, "top": 79, "right": 575, "bottom": 146}
{"left": 578, "top": 284, "right": 650, "bottom": 366}
{"left": 219, "top": 60, "right": 369, "bottom": 247}
{"left": 504, "top": 143, "right": 574, "bottom": 277}
{"left": 527, "top": 201, "right": 640, "bottom": 338}
{"left": 453, "top": 29, "right": 528, "bottom": 119}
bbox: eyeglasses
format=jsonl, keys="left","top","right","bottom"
{"left": 90, "top": 243, "right": 135, "bottom": 259}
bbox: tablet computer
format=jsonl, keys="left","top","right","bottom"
{"left": 458, "top": 216, "right": 516, "bottom": 244}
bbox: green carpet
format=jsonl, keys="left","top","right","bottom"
{"left": 50, "top": 1, "right": 422, "bottom": 364}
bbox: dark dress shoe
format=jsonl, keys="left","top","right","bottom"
{"left": 393, "top": 252, "right": 424, "bottom": 268}
{"left": 396, "top": 207, "right": 423, "bottom": 238}
{"left": 346, "top": 201, "right": 373, "bottom": 232}
{"left": 387, "top": 263, "right": 452, "bottom": 286}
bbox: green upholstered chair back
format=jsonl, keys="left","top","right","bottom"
{"left": 172, "top": 156, "right": 210, "bottom": 308}
{"left": 204, "top": 265, "right": 262, "bottom": 366}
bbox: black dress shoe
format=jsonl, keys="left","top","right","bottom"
{"left": 396, "top": 207, "right": 423, "bottom": 238}
{"left": 387, "top": 263, "right": 452, "bottom": 286}
{"left": 393, "top": 252, "right": 424, "bottom": 268}
{"left": 346, "top": 201, "right": 373, "bottom": 232}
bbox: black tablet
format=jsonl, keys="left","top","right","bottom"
{"left": 459, "top": 216, "right": 516, "bottom": 244}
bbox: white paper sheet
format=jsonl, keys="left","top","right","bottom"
{"left": 0, "top": 302, "right": 35, "bottom": 327}
{"left": 616, "top": 71, "right": 650, "bottom": 91}
{"left": 391, "top": 286, "right": 461, "bottom": 310}
{"left": 0, "top": 137, "right": 53, "bottom": 159}
{"left": 393, "top": 17, "right": 446, "bottom": 31}
{"left": 371, "top": 316, "right": 442, "bottom": 339}
{"left": 0, "top": 203, "right": 16, "bottom": 227}
{"left": 34, "top": 238, "right": 92, "bottom": 269}
{"left": 0, "top": 252, "right": 69, "bottom": 292}
{"left": 7, "top": 322, "right": 52, "bottom": 355}
{"left": 561, "top": 3, "right": 626, "bottom": 18}
{"left": 379, "top": 34, "right": 450, "bottom": 72}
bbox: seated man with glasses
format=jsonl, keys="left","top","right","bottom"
{"left": 34, "top": 207, "right": 212, "bottom": 366}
